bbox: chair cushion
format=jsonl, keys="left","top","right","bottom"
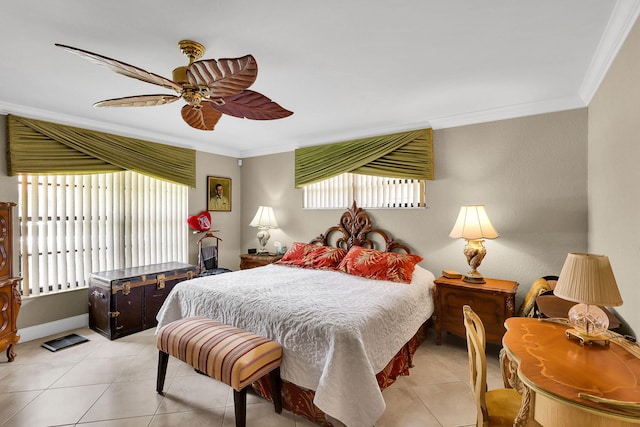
{"left": 157, "top": 316, "right": 282, "bottom": 391}
{"left": 486, "top": 388, "right": 522, "bottom": 426}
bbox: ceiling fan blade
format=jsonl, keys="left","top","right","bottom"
{"left": 55, "top": 43, "right": 184, "bottom": 93}
{"left": 181, "top": 103, "right": 223, "bottom": 130}
{"left": 208, "top": 90, "right": 293, "bottom": 120}
{"left": 94, "top": 94, "right": 180, "bottom": 108}
{"left": 187, "top": 55, "right": 258, "bottom": 98}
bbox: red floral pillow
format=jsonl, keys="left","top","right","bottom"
{"left": 275, "top": 242, "right": 347, "bottom": 270}
{"left": 278, "top": 242, "right": 312, "bottom": 262}
{"left": 337, "top": 246, "right": 423, "bottom": 284}
{"left": 307, "top": 245, "right": 348, "bottom": 269}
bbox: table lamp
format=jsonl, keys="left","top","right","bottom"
{"left": 449, "top": 205, "right": 499, "bottom": 284}
{"left": 249, "top": 206, "right": 278, "bottom": 254}
{"left": 554, "top": 253, "right": 623, "bottom": 345}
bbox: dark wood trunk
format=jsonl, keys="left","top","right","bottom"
{"left": 88, "top": 262, "right": 197, "bottom": 340}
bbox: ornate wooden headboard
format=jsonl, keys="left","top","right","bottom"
{"left": 310, "top": 201, "right": 412, "bottom": 253}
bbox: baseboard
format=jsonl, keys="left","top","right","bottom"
{"left": 18, "top": 314, "right": 89, "bottom": 343}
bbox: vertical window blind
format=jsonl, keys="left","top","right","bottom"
{"left": 303, "top": 173, "right": 425, "bottom": 209}
{"left": 18, "top": 171, "right": 188, "bottom": 296}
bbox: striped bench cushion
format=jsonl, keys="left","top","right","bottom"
{"left": 157, "top": 316, "right": 282, "bottom": 391}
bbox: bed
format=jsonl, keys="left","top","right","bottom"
{"left": 156, "top": 202, "right": 436, "bottom": 427}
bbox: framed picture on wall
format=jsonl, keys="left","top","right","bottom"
{"left": 207, "top": 176, "right": 231, "bottom": 212}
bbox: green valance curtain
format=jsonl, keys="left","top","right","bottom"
{"left": 7, "top": 115, "right": 196, "bottom": 187}
{"left": 294, "top": 128, "right": 433, "bottom": 188}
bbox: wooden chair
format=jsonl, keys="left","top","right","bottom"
{"left": 463, "top": 305, "right": 522, "bottom": 427}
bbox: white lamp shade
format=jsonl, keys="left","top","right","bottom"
{"left": 449, "top": 205, "right": 499, "bottom": 240}
{"left": 249, "top": 206, "right": 279, "bottom": 229}
{"left": 554, "top": 253, "right": 623, "bottom": 307}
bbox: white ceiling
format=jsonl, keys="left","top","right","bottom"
{"left": 1, "top": 1, "right": 638, "bottom": 158}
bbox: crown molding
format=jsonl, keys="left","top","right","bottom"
{"left": 579, "top": 0, "right": 640, "bottom": 104}
{"left": 0, "top": 101, "right": 240, "bottom": 158}
{"left": 423, "top": 96, "right": 586, "bottom": 130}
{"left": 0, "top": 95, "right": 591, "bottom": 159}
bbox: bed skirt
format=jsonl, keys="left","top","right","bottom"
{"left": 252, "top": 320, "right": 430, "bottom": 426}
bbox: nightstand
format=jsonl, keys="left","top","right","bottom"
{"left": 434, "top": 276, "right": 518, "bottom": 345}
{"left": 239, "top": 253, "right": 283, "bottom": 270}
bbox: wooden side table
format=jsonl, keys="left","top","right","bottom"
{"left": 434, "top": 276, "right": 518, "bottom": 345}
{"left": 239, "top": 253, "right": 283, "bottom": 270}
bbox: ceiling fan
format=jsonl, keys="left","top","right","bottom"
{"left": 55, "top": 40, "right": 293, "bottom": 131}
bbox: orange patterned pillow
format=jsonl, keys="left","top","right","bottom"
{"left": 307, "top": 245, "right": 348, "bottom": 269}
{"left": 278, "top": 242, "right": 312, "bottom": 262}
{"left": 275, "top": 242, "right": 347, "bottom": 270}
{"left": 337, "top": 246, "right": 423, "bottom": 283}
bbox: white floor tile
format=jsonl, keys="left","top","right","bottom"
{"left": 1, "top": 326, "right": 504, "bottom": 427}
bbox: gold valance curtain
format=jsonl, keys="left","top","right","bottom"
{"left": 294, "top": 128, "right": 433, "bottom": 188}
{"left": 7, "top": 115, "right": 196, "bottom": 187}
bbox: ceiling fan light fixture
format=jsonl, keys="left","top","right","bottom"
{"left": 182, "top": 90, "right": 202, "bottom": 106}
{"left": 178, "top": 40, "right": 205, "bottom": 63}
{"left": 172, "top": 66, "right": 189, "bottom": 84}
{"left": 56, "top": 40, "right": 293, "bottom": 132}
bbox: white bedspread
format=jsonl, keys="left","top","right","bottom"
{"left": 156, "top": 264, "right": 435, "bottom": 427}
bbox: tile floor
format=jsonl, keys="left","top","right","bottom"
{"left": 0, "top": 327, "right": 505, "bottom": 427}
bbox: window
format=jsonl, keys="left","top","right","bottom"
{"left": 17, "top": 171, "right": 189, "bottom": 296}
{"left": 303, "top": 173, "right": 426, "bottom": 209}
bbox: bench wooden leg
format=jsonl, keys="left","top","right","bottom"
{"left": 269, "top": 367, "right": 282, "bottom": 413}
{"left": 157, "top": 350, "right": 169, "bottom": 394}
{"left": 234, "top": 388, "right": 247, "bottom": 427}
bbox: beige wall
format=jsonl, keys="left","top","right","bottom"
{"left": 589, "top": 16, "right": 640, "bottom": 334}
{"left": 0, "top": 99, "right": 594, "bottom": 333}
{"left": 0, "top": 116, "right": 16, "bottom": 203}
{"left": 190, "top": 153, "right": 242, "bottom": 271}
{"left": 241, "top": 109, "right": 589, "bottom": 307}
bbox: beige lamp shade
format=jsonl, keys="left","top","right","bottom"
{"left": 449, "top": 205, "right": 499, "bottom": 240}
{"left": 249, "top": 206, "right": 279, "bottom": 229}
{"left": 554, "top": 253, "right": 623, "bottom": 307}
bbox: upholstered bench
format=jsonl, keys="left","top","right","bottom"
{"left": 156, "top": 316, "right": 283, "bottom": 427}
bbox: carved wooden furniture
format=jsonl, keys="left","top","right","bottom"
{"left": 502, "top": 317, "right": 640, "bottom": 426}
{"left": 239, "top": 253, "right": 282, "bottom": 270}
{"left": 309, "top": 201, "right": 412, "bottom": 253}
{"left": 434, "top": 276, "right": 518, "bottom": 345}
{"left": 88, "top": 262, "right": 197, "bottom": 340}
{"left": 0, "top": 202, "right": 21, "bottom": 362}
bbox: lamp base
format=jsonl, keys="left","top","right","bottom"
{"left": 256, "top": 228, "right": 270, "bottom": 255}
{"left": 564, "top": 328, "right": 610, "bottom": 346}
{"left": 463, "top": 239, "right": 487, "bottom": 284}
{"left": 565, "top": 303, "right": 611, "bottom": 346}
{"left": 463, "top": 275, "right": 486, "bottom": 284}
